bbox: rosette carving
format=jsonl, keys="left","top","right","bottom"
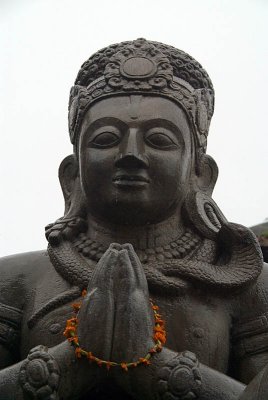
{"left": 19, "top": 345, "right": 60, "bottom": 400}
{"left": 157, "top": 351, "right": 202, "bottom": 400}
{"left": 103, "top": 38, "right": 173, "bottom": 91}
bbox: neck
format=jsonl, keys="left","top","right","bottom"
{"left": 85, "top": 213, "right": 184, "bottom": 250}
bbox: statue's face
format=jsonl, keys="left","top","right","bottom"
{"left": 79, "top": 95, "right": 193, "bottom": 225}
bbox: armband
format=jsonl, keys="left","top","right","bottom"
{"left": 157, "top": 351, "right": 202, "bottom": 399}
{"left": 233, "top": 313, "right": 268, "bottom": 359}
{"left": 0, "top": 303, "right": 22, "bottom": 351}
{"left": 19, "top": 345, "right": 60, "bottom": 400}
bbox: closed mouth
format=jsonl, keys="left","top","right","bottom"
{"left": 112, "top": 174, "right": 150, "bottom": 187}
{"left": 112, "top": 175, "right": 149, "bottom": 183}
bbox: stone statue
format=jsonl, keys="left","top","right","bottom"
{"left": 0, "top": 38, "right": 268, "bottom": 400}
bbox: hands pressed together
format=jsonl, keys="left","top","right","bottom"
{"left": 77, "top": 243, "right": 156, "bottom": 365}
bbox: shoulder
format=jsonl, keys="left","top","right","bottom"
{"left": 231, "top": 263, "right": 268, "bottom": 372}
{"left": 256, "top": 261, "right": 268, "bottom": 288}
{"left": 0, "top": 249, "right": 52, "bottom": 278}
{"left": 0, "top": 250, "right": 53, "bottom": 308}
{"left": 234, "top": 262, "right": 268, "bottom": 317}
{"left": 251, "top": 261, "right": 268, "bottom": 310}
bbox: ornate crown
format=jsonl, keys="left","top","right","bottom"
{"left": 68, "top": 38, "right": 214, "bottom": 153}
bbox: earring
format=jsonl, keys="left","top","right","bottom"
{"left": 183, "top": 191, "right": 227, "bottom": 240}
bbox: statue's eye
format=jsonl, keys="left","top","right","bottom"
{"left": 145, "top": 129, "right": 178, "bottom": 150}
{"left": 89, "top": 128, "right": 120, "bottom": 148}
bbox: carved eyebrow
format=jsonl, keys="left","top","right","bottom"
{"left": 142, "top": 118, "right": 185, "bottom": 144}
{"left": 142, "top": 118, "right": 181, "bottom": 131}
{"left": 86, "top": 117, "right": 128, "bottom": 132}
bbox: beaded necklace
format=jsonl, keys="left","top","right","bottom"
{"left": 74, "top": 229, "right": 200, "bottom": 264}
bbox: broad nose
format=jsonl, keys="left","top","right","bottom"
{"left": 114, "top": 128, "right": 149, "bottom": 169}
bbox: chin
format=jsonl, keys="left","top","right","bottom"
{"left": 95, "top": 198, "right": 177, "bottom": 226}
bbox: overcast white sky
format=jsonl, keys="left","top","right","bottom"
{"left": 0, "top": 0, "right": 267, "bottom": 256}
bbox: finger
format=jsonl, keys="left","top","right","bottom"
{"left": 88, "top": 247, "right": 118, "bottom": 291}
{"left": 111, "top": 248, "right": 154, "bottom": 362}
{"left": 109, "top": 242, "right": 122, "bottom": 251}
{"left": 78, "top": 247, "right": 119, "bottom": 359}
{"left": 78, "top": 286, "right": 115, "bottom": 360}
{"left": 122, "top": 243, "right": 148, "bottom": 291}
{"left": 115, "top": 249, "right": 144, "bottom": 295}
{"left": 112, "top": 284, "right": 154, "bottom": 363}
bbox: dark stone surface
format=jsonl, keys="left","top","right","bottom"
{"left": 261, "top": 246, "right": 268, "bottom": 263}
{"left": 0, "top": 39, "right": 267, "bottom": 399}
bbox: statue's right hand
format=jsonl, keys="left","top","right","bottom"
{"left": 77, "top": 243, "right": 120, "bottom": 360}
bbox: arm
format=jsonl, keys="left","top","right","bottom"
{"left": 232, "top": 263, "right": 268, "bottom": 383}
{"left": 112, "top": 348, "right": 245, "bottom": 400}
{"left": 0, "top": 253, "right": 103, "bottom": 399}
{"left": 0, "top": 340, "right": 102, "bottom": 400}
{"left": 104, "top": 244, "right": 246, "bottom": 400}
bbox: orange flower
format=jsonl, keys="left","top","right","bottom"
{"left": 87, "top": 352, "right": 96, "bottom": 361}
{"left": 139, "top": 358, "right": 150, "bottom": 366}
{"left": 66, "top": 317, "right": 78, "bottom": 326}
{"left": 121, "top": 363, "right": 128, "bottom": 371}
{"left": 63, "top": 326, "right": 76, "bottom": 338}
{"left": 154, "top": 331, "right": 166, "bottom": 344}
{"left": 155, "top": 318, "right": 165, "bottom": 326}
{"left": 65, "top": 325, "right": 76, "bottom": 332}
{"left": 64, "top": 291, "right": 165, "bottom": 371}
{"left": 154, "top": 325, "right": 165, "bottom": 332}
{"left": 68, "top": 336, "right": 79, "bottom": 345}
{"left": 75, "top": 347, "right": 82, "bottom": 358}
{"left": 72, "top": 303, "right": 81, "bottom": 312}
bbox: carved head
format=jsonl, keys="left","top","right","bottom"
{"left": 46, "top": 39, "right": 224, "bottom": 243}
{"left": 69, "top": 38, "right": 214, "bottom": 159}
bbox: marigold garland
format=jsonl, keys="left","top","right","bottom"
{"left": 63, "top": 290, "right": 166, "bottom": 371}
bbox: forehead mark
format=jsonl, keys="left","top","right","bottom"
{"left": 127, "top": 95, "right": 143, "bottom": 120}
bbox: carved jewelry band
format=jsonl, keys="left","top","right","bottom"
{"left": 19, "top": 345, "right": 60, "bottom": 400}
{"left": 157, "top": 351, "right": 202, "bottom": 400}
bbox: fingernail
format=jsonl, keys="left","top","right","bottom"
{"left": 109, "top": 243, "right": 122, "bottom": 250}
{"left": 122, "top": 243, "right": 134, "bottom": 251}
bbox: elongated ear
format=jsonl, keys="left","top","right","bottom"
{"left": 194, "top": 154, "right": 218, "bottom": 196}
{"left": 58, "top": 154, "right": 86, "bottom": 217}
{"left": 183, "top": 154, "right": 227, "bottom": 239}
{"left": 45, "top": 155, "right": 87, "bottom": 245}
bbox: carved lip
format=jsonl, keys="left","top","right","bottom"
{"left": 112, "top": 174, "right": 150, "bottom": 188}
